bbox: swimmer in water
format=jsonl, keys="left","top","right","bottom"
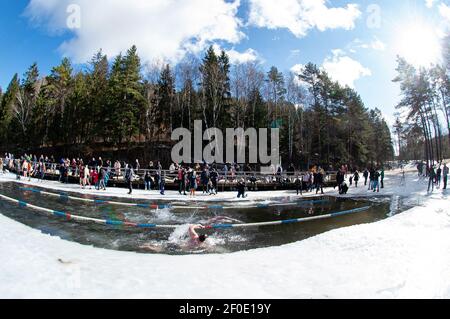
{"left": 140, "top": 215, "right": 243, "bottom": 252}
{"left": 140, "top": 224, "right": 210, "bottom": 252}
{"left": 188, "top": 216, "right": 243, "bottom": 246}
{"left": 189, "top": 224, "right": 208, "bottom": 245}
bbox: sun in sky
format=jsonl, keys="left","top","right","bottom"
{"left": 392, "top": 18, "right": 443, "bottom": 68}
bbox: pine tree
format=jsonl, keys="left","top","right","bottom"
{"left": 108, "top": 46, "right": 145, "bottom": 145}
{"left": 0, "top": 74, "right": 20, "bottom": 145}
{"left": 42, "top": 58, "right": 74, "bottom": 146}
{"left": 200, "top": 46, "right": 231, "bottom": 130}
{"left": 10, "top": 63, "right": 43, "bottom": 147}
{"left": 265, "top": 66, "right": 286, "bottom": 128}
{"left": 157, "top": 64, "right": 175, "bottom": 138}
{"left": 87, "top": 50, "right": 109, "bottom": 144}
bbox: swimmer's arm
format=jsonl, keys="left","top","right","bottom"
{"left": 189, "top": 224, "right": 204, "bottom": 239}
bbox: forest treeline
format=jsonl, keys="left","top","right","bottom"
{"left": 0, "top": 45, "right": 393, "bottom": 168}
{"left": 394, "top": 35, "right": 450, "bottom": 164}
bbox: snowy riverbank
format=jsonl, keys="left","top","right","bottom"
{"left": 0, "top": 169, "right": 449, "bottom": 298}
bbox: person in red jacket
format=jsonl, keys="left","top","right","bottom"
{"left": 92, "top": 169, "right": 99, "bottom": 190}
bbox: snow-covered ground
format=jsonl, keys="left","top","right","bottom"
{"left": 0, "top": 168, "right": 449, "bottom": 298}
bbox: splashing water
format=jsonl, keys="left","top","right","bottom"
{"left": 153, "top": 208, "right": 177, "bottom": 224}
{"left": 168, "top": 224, "right": 191, "bottom": 245}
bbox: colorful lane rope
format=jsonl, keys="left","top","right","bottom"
{"left": 19, "top": 186, "right": 330, "bottom": 211}
{"left": 0, "top": 193, "right": 371, "bottom": 230}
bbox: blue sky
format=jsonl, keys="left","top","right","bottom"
{"left": 1, "top": 0, "right": 449, "bottom": 127}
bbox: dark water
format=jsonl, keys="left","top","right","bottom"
{"left": 0, "top": 182, "right": 413, "bottom": 255}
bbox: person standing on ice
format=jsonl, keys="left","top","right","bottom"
{"left": 37, "top": 162, "right": 45, "bottom": 182}
{"left": 380, "top": 168, "right": 385, "bottom": 189}
{"left": 125, "top": 164, "right": 135, "bottom": 195}
{"left": 368, "top": 168, "right": 376, "bottom": 190}
{"left": 353, "top": 170, "right": 360, "bottom": 188}
{"left": 144, "top": 170, "right": 152, "bottom": 191}
{"left": 210, "top": 168, "right": 218, "bottom": 195}
{"left": 443, "top": 164, "right": 448, "bottom": 190}
{"left": 436, "top": 165, "right": 442, "bottom": 188}
{"left": 316, "top": 168, "right": 325, "bottom": 195}
{"left": 237, "top": 178, "right": 247, "bottom": 198}
{"left": 85, "top": 165, "right": 91, "bottom": 189}
{"left": 363, "top": 169, "right": 369, "bottom": 186}
{"left": 189, "top": 169, "right": 197, "bottom": 197}
{"left": 427, "top": 165, "right": 436, "bottom": 193}
{"left": 92, "top": 168, "right": 99, "bottom": 190}
{"left": 99, "top": 167, "right": 107, "bottom": 190}
{"left": 201, "top": 166, "right": 210, "bottom": 194}
{"left": 336, "top": 168, "right": 345, "bottom": 193}
{"left": 79, "top": 164, "right": 85, "bottom": 188}
{"left": 372, "top": 169, "right": 380, "bottom": 193}
{"left": 295, "top": 174, "right": 303, "bottom": 196}
{"left": 159, "top": 171, "right": 166, "bottom": 195}
{"left": 178, "top": 165, "right": 186, "bottom": 195}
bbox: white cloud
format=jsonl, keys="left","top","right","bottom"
{"left": 212, "top": 44, "right": 261, "bottom": 64}
{"left": 25, "top": 0, "right": 244, "bottom": 63}
{"left": 247, "top": 0, "right": 361, "bottom": 38}
{"left": 289, "top": 64, "right": 306, "bottom": 86}
{"left": 290, "top": 63, "right": 305, "bottom": 74}
{"left": 357, "top": 37, "right": 386, "bottom": 51}
{"left": 322, "top": 50, "right": 371, "bottom": 88}
{"left": 227, "top": 48, "right": 261, "bottom": 64}
{"left": 425, "top": 0, "right": 437, "bottom": 8}
{"left": 368, "top": 38, "right": 386, "bottom": 51}
{"left": 439, "top": 3, "right": 450, "bottom": 21}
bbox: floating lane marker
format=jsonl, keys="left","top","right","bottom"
{"left": 211, "top": 206, "right": 372, "bottom": 229}
{"left": 53, "top": 211, "right": 66, "bottom": 218}
{"left": 137, "top": 223, "right": 157, "bottom": 228}
{"left": 1, "top": 193, "right": 164, "bottom": 229}
{"left": 20, "top": 187, "right": 161, "bottom": 210}
{"left": 19, "top": 187, "right": 331, "bottom": 211}
{"left": 18, "top": 201, "right": 27, "bottom": 207}
{"left": 208, "top": 205, "right": 224, "bottom": 210}
{"left": 212, "top": 224, "right": 234, "bottom": 229}
{"left": 106, "top": 220, "right": 124, "bottom": 226}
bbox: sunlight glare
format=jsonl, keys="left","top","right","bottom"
{"left": 394, "top": 22, "right": 442, "bottom": 68}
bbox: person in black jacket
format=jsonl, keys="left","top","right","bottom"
{"left": 144, "top": 170, "right": 152, "bottom": 191}
{"left": 210, "top": 168, "right": 218, "bottom": 195}
{"left": 295, "top": 174, "right": 303, "bottom": 196}
{"left": 237, "top": 178, "right": 247, "bottom": 198}
{"left": 340, "top": 182, "right": 349, "bottom": 195}
{"left": 353, "top": 171, "right": 360, "bottom": 188}
{"left": 336, "top": 169, "right": 345, "bottom": 193}
{"left": 368, "top": 168, "right": 375, "bottom": 190}
{"left": 316, "top": 168, "right": 324, "bottom": 195}
{"left": 125, "top": 164, "right": 134, "bottom": 195}
{"left": 363, "top": 169, "right": 369, "bottom": 186}
{"left": 372, "top": 169, "right": 380, "bottom": 193}
{"left": 428, "top": 165, "right": 436, "bottom": 193}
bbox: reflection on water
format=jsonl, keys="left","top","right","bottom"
{"left": 0, "top": 182, "right": 413, "bottom": 255}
